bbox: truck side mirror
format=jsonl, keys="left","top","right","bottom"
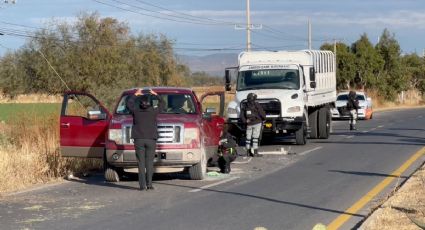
{"left": 87, "top": 110, "right": 106, "bottom": 120}
{"left": 309, "top": 67, "right": 316, "bottom": 89}
{"left": 309, "top": 67, "right": 316, "bottom": 82}
{"left": 225, "top": 69, "right": 231, "bottom": 91}
{"left": 202, "top": 107, "right": 216, "bottom": 120}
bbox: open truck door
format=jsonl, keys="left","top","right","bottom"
{"left": 60, "top": 92, "right": 110, "bottom": 158}
{"left": 199, "top": 91, "right": 225, "bottom": 156}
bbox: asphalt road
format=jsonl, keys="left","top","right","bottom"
{"left": 1, "top": 108, "right": 425, "bottom": 230}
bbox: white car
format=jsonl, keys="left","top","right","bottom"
{"left": 331, "top": 91, "right": 373, "bottom": 120}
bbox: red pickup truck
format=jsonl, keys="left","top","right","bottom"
{"left": 60, "top": 87, "right": 225, "bottom": 181}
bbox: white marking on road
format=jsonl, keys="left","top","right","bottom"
{"left": 362, "top": 130, "right": 369, "bottom": 133}
{"left": 189, "top": 177, "right": 240, "bottom": 192}
{"left": 371, "top": 128, "right": 377, "bottom": 131}
{"left": 260, "top": 147, "right": 288, "bottom": 155}
{"left": 378, "top": 125, "right": 384, "bottom": 128}
{"left": 232, "top": 157, "right": 252, "bottom": 164}
{"left": 298, "top": 146, "right": 323, "bottom": 156}
{"left": 345, "top": 135, "right": 354, "bottom": 139}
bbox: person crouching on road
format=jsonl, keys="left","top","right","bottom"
{"left": 240, "top": 93, "right": 266, "bottom": 157}
{"left": 346, "top": 90, "right": 360, "bottom": 130}
{"left": 126, "top": 88, "right": 164, "bottom": 191}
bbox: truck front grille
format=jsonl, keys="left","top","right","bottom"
{"left": 241, "top": 99, "right": 281, "bottom": 117}
{"left": 123, "top": 123, "right": 183, "bottom": 145}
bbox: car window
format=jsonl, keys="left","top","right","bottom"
{"left": 65, "top": 94, "right": 103, "bottom": 118}
{"left": 336, "top": 94, "right": 348, "bottom": 100}
{"left": 115, "top": 93, "right": 197, "bottom": 115}
{"left": 356, "top": 95, "right": 365, "bottom": 100}
{"left": 337, "top": 94, "right": 365, "bottom": 101}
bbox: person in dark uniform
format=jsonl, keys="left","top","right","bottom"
{"left": 217, "top": 130, "right": 238, "bottom": 173}
{"left": 346, "top": 90, "right": 360, "bottom": 130}
{"left": 240, "top": 93, "right": 266, "bottom": 157}
{"left": 126, "top": 88, "right": 165, "bottom": 191}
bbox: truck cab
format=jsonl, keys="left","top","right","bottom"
{"left": 59, "top": 87, "right": 225, "bottom": 181}
{"left": 225, "top": 50, "right": 336, "bottom": 145}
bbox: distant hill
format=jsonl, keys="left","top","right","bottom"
{"left": 177, "top": 53, "right": 238, "bottom": 77}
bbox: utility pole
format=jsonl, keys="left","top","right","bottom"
{"left": 308, "top": 19, "right": 312, "bottom": 50}
{"left": 246, "top": 0, "right": 251, "bottom": 52}
{"left": 235, "top": 0, "right": 261, "bottom": 52}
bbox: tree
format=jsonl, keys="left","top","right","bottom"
{"left": 321, "top": 42, "right": 356, "bottom": 90}
{"left": 351, "top": 33, "right": 384, "bottom": 91}
{"left": 375, "top": 29, "right": 407, "bottom": 100}
{"left": 0, "top": 13, "right": 189, "bottom": 108}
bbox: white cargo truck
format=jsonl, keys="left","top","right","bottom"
{"left": 224, "top": 50, "right": 336, "bottom": 145}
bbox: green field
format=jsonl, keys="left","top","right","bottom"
{"left": 0, "top": 103, "right": 61, "bottom": 122}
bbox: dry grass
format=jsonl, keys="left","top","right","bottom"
{"left": 0, "top": 93, "right": 62, "bottom": 103}
{"left": 0, "top": 112, "right": 102, "bottom": 195}
{"left": 361, "top": 164, "right": 425, "bottom": 230}
{"left": 367, "top": 89, "right": 425, "bottom": 109}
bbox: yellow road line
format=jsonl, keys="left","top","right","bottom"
{"left": 327, "top": 146, "right": 425, "bottom": 230}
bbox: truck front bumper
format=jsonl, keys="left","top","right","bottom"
{"left": 227, "top": 117, "right": 304, "bottom": 133}
{"left": 106, "top": 148, "right": 201, "bottom": 168}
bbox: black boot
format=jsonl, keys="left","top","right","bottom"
{"left": 253, "top": 149, "right": 262, "bottom": 157}
{"left": 246, "top": 148, "right": 253, "bottom": 157}
{"left": 350, "top": 124, "right": 354, "bottom": 130}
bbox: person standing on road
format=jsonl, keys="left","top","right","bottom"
{"left": 240, "top": 93, "right": 266, "bottom": 157}
{"left": 347, "top": 90, "right": 360, "bottom": 130}
{"left": 126, "top": 88, "right": 164, "bottom": 191}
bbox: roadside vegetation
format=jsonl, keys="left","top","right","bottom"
{"left": 0, "top": 12, "right": 424, "bottom": 200}
{"left": 0, "top": 111, "right": 101, "bottom": 194}
{"left": 361, "top": 164, "right": 425, "bottom": 230}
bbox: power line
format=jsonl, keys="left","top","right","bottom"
{"left": 133, "top": 0, "right": 235, "bottom": 25}
{"left": 93, "top": 0, "right": 227, "bottom": 26}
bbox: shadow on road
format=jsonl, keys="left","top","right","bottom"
{"left": 328, "top": 170, "right": 408, "bottom": 179}
{"left": 154, "top": 181, "right": 365, "bottom": 218}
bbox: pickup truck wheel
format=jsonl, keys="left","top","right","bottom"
{"left": 189, "top": 149, "right": 206, "bottom": 180}
{"left": 295, "top": 121, "right": 307, "bottom": 145}
{"left": 318, "top": 107, "right": 331, "bottom": 139}
{"left": 105, "top": 167, "right": 122, "bottom": 182}
{"left": 308, "top": 109, "right": 319, "bottom": 139}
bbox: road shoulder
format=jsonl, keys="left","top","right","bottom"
{"left": 359, "top": 162, "right": 425, "bottom": 230}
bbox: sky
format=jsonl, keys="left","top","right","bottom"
{"left": 0, "top": 0, "right": 424, "bottom": 56}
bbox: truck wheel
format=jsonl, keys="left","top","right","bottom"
{"left": 105, "top": 167, "right": 122, "bottom": 182}
{"left": 295, "top": 121, "right": 307, "bottom": 145}
{"left": 308, "top": 109, "right": 318, "bottom": 139}
{"left": 189, "top": 150, "right": 206, "bottom": 180}
{"left": 318, "top": 107, "right": 331, "bottom": 139}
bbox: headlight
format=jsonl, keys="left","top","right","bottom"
{"left": 227, "top": 107, "right": 237, "bottom": 115}
{"left": 184, "top": 128, "right": 199, "bottom": 145}
{"left": 287, "top": 106, "right": 301, "bottom": 113}
{"left": 108, "top": 129, "right": 123, "bottom": 145}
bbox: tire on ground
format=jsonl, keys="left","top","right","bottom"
{"left": 318, "top": 107, "right": 331, "bottom": 139}
{"left": 105, "top": 167, "right": 122, "bottom": 182}
{"left": 295, "top": 119, "right": 307, "bottom": 145}
{"left": 189, "top": 149, "right": 206, "bottom": 180}
{"left": 308, "top": 109, "right": 319, "bottom": 139}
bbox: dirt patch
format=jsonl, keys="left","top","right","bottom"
{"left": 360, "top": 163, "right": 425, "bottom": 230}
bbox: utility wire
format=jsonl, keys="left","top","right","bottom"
{"left": 37, "top": 50, "right": 71, "bottom": 91}
{"left": 93, "top": 0, "right": 225, "bottom": 25}
{"left": 133, "top": 0, "right": 236, "bottom": 25}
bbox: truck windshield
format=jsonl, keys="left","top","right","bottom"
{"left": 237, "top": 69, "right": 300, "bottom": 91}
{"left": 115, "top": 93, "right": 197, "bottom": 115}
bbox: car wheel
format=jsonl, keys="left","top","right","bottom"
{"left": 308, "top": 109, "right": 319, "bottom": 139}
{"left": 189, "top": 149, "right": 206, "bottom": 180}
{"left": 295, "top": 120, "right": 307, "bottom": 145}
{"left": 318, "top": 107, "right": 331, "bottom": 139}
{"left": 105, "top": 167, "right": 122, "bottom": 182}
